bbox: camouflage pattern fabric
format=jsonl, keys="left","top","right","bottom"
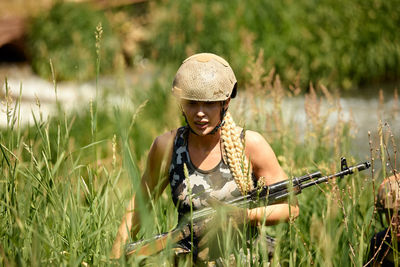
{"left": 169, "top": 126, "right": 277, "bottom": 263}
{"left": 169, "top": 126, "right": 242, "bottom": 221}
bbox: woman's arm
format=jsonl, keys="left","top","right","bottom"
{"left": 110, "top": 194, "right": 139, "bottom": 259}
{"left": 110, "top": 130, "right": 175, "bottom": 259}
{"left": 244, "top": 130, "right": 299, "bottom": 225}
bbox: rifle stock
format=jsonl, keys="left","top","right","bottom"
{"left": 124, "top": 158, "right": 371, "bottom": 258}
{"left": 125, "top": 226, "right": 189, "bottom": 257}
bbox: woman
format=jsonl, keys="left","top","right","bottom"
{"left": 111, "top": 53, "right": 299, "bottom": 262}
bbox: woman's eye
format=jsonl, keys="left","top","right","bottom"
{"left": 205, "top": 101, "right": 218, "bottom": 106}
{"left": 182, "top": 100, "right": 195, "bottom": 106}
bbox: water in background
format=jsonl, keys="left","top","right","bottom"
{"left": 1, "top": 63, "right": 399, "bottom": 168}
{"left": 293, "top": 97, "right": 397, "bottom": 159}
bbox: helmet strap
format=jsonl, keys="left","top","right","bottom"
{"left": 183, "top": 112, "right": 200, "bottom": 136}
{"left": 179, "top": 104, "right": 200, "bottom": 136}
{"left": 208, "top": 102, "right": 227, "bottom": 135}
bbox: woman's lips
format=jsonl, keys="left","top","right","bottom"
{"left": 194, "top": 121, "right": 208, "bottom": 129}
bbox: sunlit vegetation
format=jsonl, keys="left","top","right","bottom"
{"left": 1, "top": 51, "right": 398, "bottom": 265}
{"left": 2, "top": 0, "right": 399, "bottom": 265}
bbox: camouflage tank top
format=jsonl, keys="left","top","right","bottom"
{"left": 169, "top": 126, "right": 243, "bottom": 220}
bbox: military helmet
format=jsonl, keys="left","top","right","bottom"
{"left": 377, "top": 175, "right": 400, "bottom": 211}
{"left": 172, "top": 53, "right": 237, "bottom": 101}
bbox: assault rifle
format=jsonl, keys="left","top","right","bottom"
{"left": 125, "top": 158, "right": 371, "bottom": 257}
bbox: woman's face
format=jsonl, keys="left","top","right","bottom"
{"left": 181, "top": 100, "right": 228, "bottom": 136}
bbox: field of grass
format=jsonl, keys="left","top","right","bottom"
{"left": 1, "top": 52, "right": 398, "bottom": 266}
{"left": 2, "top": 0, "right": 399, "bottom": 264}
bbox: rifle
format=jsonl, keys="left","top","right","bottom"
{"left": 125, "top": 158, "right": 371, "bottom": 257}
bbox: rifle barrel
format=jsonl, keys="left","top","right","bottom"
{"left": 300, "top": 161, "right": 371, "bottom": 190}
{"left": 191, "top": 171, "right": 323, "bottom": 220}
{"left": 267, "top": 171, "right": 322, "bottom": 196}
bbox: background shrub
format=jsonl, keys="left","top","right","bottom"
{"left": 146, "top": 0, "right": 400, "bottom": 89}
{"left": 28, "top": 2, "right": 121, "bottom": 81}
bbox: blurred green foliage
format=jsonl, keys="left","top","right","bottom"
{"left": 28, "top": 2, "right": 121, "bottom": 81}
{"left": 146, "top": 0, "right": 400, "bottom": 89}
{"left": 26, "top": 0, "right": 400, "bottom": 88}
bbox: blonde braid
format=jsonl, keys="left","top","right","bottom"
{"left": 221, "top": 111, "right": 253, "bottom": 195}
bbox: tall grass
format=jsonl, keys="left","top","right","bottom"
{"left": 230, "top": 54, "right": 386, "bottom": 266}
{"left": 28, "top": 2, "right": 122, "bottom": 81}
{"left": 1, "top": 56, "right": 398, "bottom": 265}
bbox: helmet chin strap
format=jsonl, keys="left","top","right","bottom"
{"left": 183, "top": 113, "right": 200, "bottom": 136}
{"left": 181, "top": 101, "right": 227, "bottom": 136}
{"left": 208, "top": 104, "right": 226, "bottom": 135}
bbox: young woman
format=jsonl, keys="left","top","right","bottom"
{"left": 111, "top": 53, "right": 299, "bottom": 261}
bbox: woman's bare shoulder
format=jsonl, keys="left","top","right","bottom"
{"left": 144, "top": 129, "right": 178, "bottom": 186}
{"left": 150, "top": 129, "right": 178, "bottom": 159}
{"left": 244, "top": 130, "right": 268, "bottom": 149}
{"left": 244, "top": 129, "right": 287, "bottom": 181}
{"left": 154, "top": 129, "right": 177, "bottom": 147}
{"left": 243, "top": 130, "right": 275, "bottom": 165}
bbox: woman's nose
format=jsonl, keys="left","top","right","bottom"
{"left": 195, "top": 104, "right": 206, "bottom": 117}
{"left": 196, "top": 109, "right": 205, "bottom": 117}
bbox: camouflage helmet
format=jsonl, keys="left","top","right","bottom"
{"left": 377, "top": 175, "right": 400, "bottom": 211}
{"left": 172, "top": 53, "right": 237, "bottom": 101}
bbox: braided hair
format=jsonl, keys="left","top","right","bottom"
{"left": 221, "top": 111, "right": 253, "bottom": 195}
